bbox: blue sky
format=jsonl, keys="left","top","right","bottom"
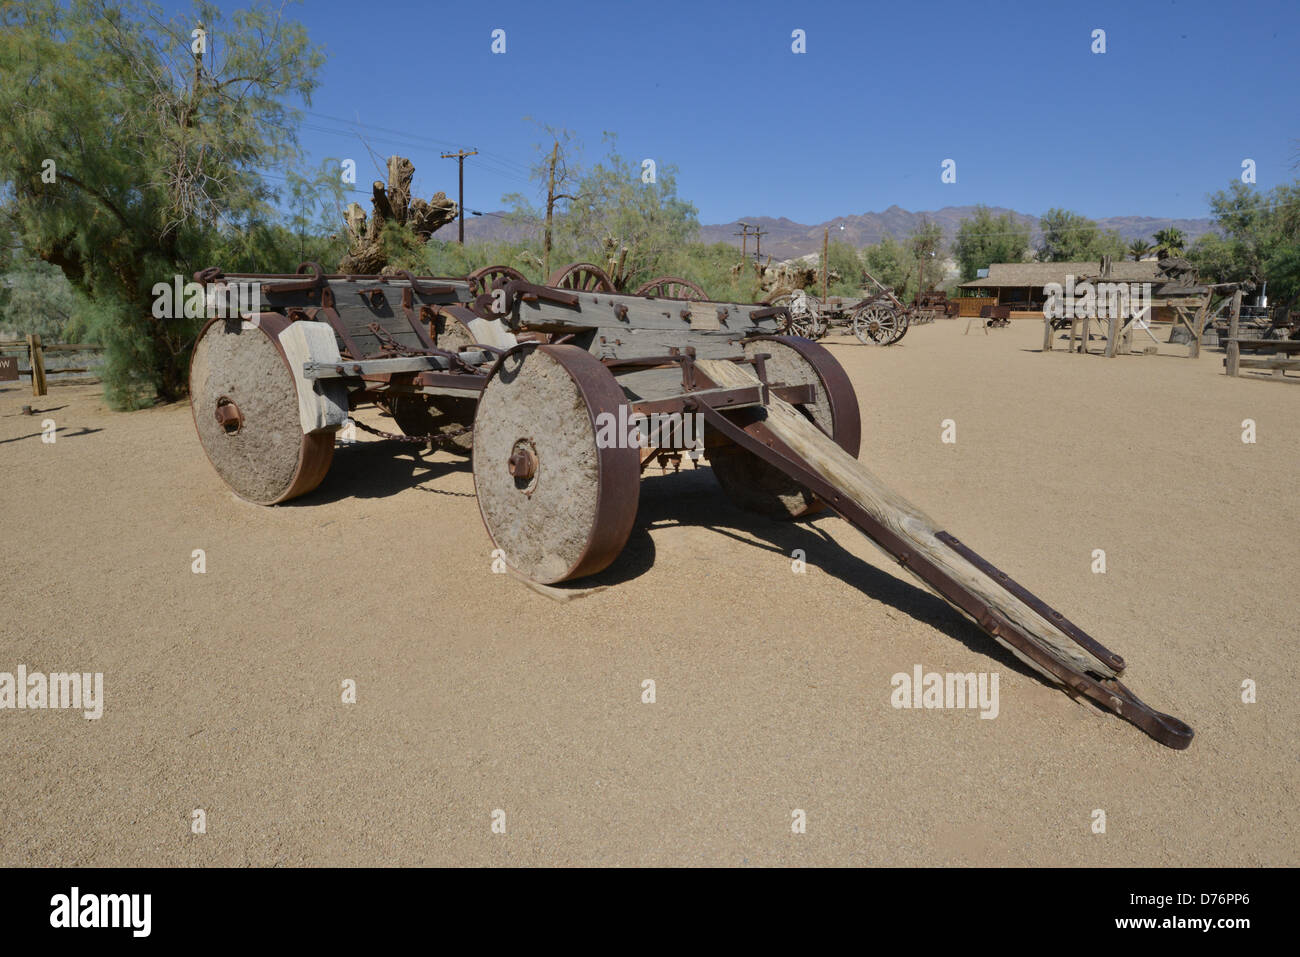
{"left": 184, "top": 0, "right": 1298, "bottom": 223}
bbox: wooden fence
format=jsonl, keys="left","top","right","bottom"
{"left": 0, "top": 335, "right": 104, "bottom": 397}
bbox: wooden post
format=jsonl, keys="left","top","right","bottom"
{"left": 1188, "top": 293, "right": 1213, "bottom": 359}
{"left": 1042, "top": 314, "right": 1053, "bottom": 351}
{"left": 1227, "top": 287, "right": 1242, "bottom": 342}
{"left": 1105, "top": 315, "right": 1121, "bottom": 358}
{"left": 26, "top": 334, "right": 46, "bottom": 397}
{"left": 1226, "top": 339, "right": 1240, "bottom": 377}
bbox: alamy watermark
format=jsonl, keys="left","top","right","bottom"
{"left": 0, "top": 665, "right": 103, "bottom": 719}
{"left": 595, "top": 405, "right": 704, "bottom": 452}
{"left": 890, "top": 665, "right": 999, "bottom": 719}
{"left": 1043, "top": 276, "right": 1152, "bottom": 321}
{"left": 151, "top": 276, "right": 261, "bottom": 320}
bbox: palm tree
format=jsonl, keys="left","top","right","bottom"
{"left": 1128, "top": 238, "right": 1153, "bottom": 261}
{"left": 1153, "top": 228, "right": 1186, "bottom": 258}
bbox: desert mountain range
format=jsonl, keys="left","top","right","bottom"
{"left": 449, "top": 205, "right": 1216, "bottom": 260}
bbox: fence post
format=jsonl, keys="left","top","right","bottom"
{"left": 26, "top": 333, "right": 47, "bottom": 397}
{"left": 1042, "top": 314, "right": 1053, "bottom": 351}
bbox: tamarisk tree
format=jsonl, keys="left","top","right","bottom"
{"left": 0, "top": 0, "right": 324, "bottom": 406}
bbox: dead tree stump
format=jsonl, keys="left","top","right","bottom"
{"left": 338, "top": 156, "right": 458, "bottom": 274}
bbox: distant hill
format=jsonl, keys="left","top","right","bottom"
{"left": 446, "top": 205, "right": 1216, "bottom": 260}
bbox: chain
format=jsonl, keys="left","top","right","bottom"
{"left": 349, "top": 415, "right": 473, "bottom": 448}
{"left": 352, "top": 322, "right": 476, "bottom": 447}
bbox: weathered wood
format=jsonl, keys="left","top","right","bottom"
{"left": 1227, "top": 288, "right": 1242, "bottom": 342}
{"left": 26, "top": 334, "right": 46, "bottom": 398}
{"left": 1042, "top": 314, "right": 1053, "bottom": 351}
{"left": 1235, "top": 356, "right": 1299, "bottom": 373}
{"left": 1188, "top": 294, "right": 1214, "bottom": 358}
{"left": 1105, "top": 315, "right": 1121, "bottom": 358}
{"left": 696, "top": 357, "right": 1118, "bottom": 682}
{"left": 1226, "top": 339, "right": 1241, "bottom": 376}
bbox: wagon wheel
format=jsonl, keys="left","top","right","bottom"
{"left": 467, "top": 264, "right": 527, "bottom": 297}
{"left": 769, "top": 292, "right": 824, "bottom": 338}
{"left": 547, "top": 262, "right": 617, "bottom": 293}
{"left": 632, "top": 276, "right": 708, "bottom": 301}
{"left": 852, "top": 303, "right": 902, "bottom": 345}
{"left": 386, "top": 310, "right": 480, "bottom": 454}
{"left": 704, "top": 336, "right": 860, "bottom": 520}
{"left": 472, "top": 344, "right": 640, "bottom": 583}
{"left": 189, "top": 316, "right": 334, "bottom": 505}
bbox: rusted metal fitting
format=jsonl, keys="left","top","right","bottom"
{"left": 214, "top": 396, "right": 242, "bottom": 434}
{"left": 508, "top": 441, "right": 538, "bottom": 482}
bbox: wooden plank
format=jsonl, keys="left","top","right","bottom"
{"left": 1235, "top": 357, "right": 1299, "bottom": 372}
{"left": 26, "top": 334, "right": 46, "bottom": 398}
{"left": 695, "top": 357, "right": 1118, "bottom": 682}
{"left": 1042, "top": 315, "right": 1053, "bottom": 351}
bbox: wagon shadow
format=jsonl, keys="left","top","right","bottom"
{"left": 593, "top": 466, "right": 1036, "bottom": 678}
{"left": 296, "top": 440, "right": 471, "bottom": 505}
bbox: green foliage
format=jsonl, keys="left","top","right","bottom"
{"left": 824, "top": 240, "right": 864, "bottom": 297}
{"left": 505, "top": 133, "right": 699, "bottom": 289}
{"left": 1128, "top": 238, "right": 1153, "bottom": 261}
{"left": 862, "top": 236, "right": 914, "bottom": 301}
{"left": 0, "top": 253, "right": 89, "bottom": 341}
{"left": 1153, "top": 227, "right": 1186, "bottom": 257}
{"left": 1036, "top": 208, "right": 1126, "bottom": 262}
{"left": 953, "top": 206, "right": 1031, "bottom": 281}
{"left": 0, "top": 0, "right": 324, "bottom": 406}
{"left": 1189, "top": 180, "right": 1300, "bottom": 309}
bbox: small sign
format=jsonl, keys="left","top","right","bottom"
{"left": 0, "top": 355, "right": 19, "bottom": 382}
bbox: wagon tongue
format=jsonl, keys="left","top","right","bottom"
{"left": 691, "top": 359, "right": 1193, "bottom": 750}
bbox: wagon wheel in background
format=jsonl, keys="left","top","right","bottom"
{"left": 189, "top": 316, "right": 334, "bottom": 505}
{"left": 467, "top": 264, "right": 527, "bottom": 297}
{"left": 632, "top": 276, "right": 708, "bottom": 300}
{"left": 385, "top": 309, "right": 482, "bottom": 455}
{"left": 768, "top": 292, "right": 825, "bottom": 338}
{"left": 851, "top": 302, "right": 906, "bottom": 345}
{"left": 704, "top": 335, "right": 860, "bottom": 520}
{"left": 547, "top": 262, "right": 617, "bottom": 293}
{"left": 472, "top": 344, "right": 640, "bottom": 584}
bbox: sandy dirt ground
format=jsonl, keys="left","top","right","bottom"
{"left": 1, "top": 319, "right": 1297, "bottom": 866}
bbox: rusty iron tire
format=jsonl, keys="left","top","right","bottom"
{"left": 189, "top": 315, "right": 334, "bottom": 505}
{"left": 705, "top": 335, "right": 860, "bottom": 520}
{"left": 472, "top": 343, "right": 639, "bottom": 584}
{"left": 632, "top": 276, "right": 708, "bottom": 301}
{"left": 547, "top": 262, "right": 617, "bottom": 293}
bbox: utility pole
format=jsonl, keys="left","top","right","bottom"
{"left": 752, "top": 226, "right": 767, "bottom": 261}
{"left": 734, "top": 222, "right": 752, "bottom": 263}
{"left": 543, "top": 140, "right": 574, "bottom": 280}
{"left": 441, "top": 148, "right": 478, "bottom": 244}
{"left": 821, "top": 227, "right": 829, "bottom": 300}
